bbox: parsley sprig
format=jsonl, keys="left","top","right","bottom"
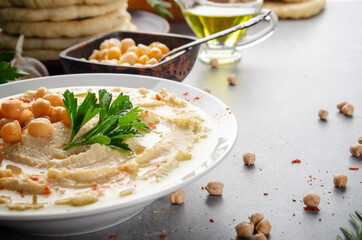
{"left": 146, "top": 0, "right": 173, "bottom": 19}
{"left": 337, "top": 210, "right": 362, "bottom": 240}
{"left": 63, "top": 89, "right": 149, "bottom": 151}
{"left": 0, "top": 43, "right": 28, "bottom": 84}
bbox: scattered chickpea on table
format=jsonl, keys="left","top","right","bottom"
{"left": 205, "top": 181, "right": 224, "bottom": 195}
{"left": 236, "top": 212, "right": 271, "bottom": 238}
{"left": 243, "top": 152, "right": 256, "bottom": 165}
{"left": 303, "top": 192, "right": 321, "bottom": 208}
{"left": 337, "top": 101, "right": 354, "bottom": 116}
{"left": 169, "top": 189, "right": 185, "bottom": 205}
{"left": 333, "top": 174, "right": 348, "bottom": 188}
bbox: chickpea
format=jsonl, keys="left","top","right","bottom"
{"left": 120, "top": 38, "right": 136, "bottom": 53}
{"left": 0, "top": 120, "right": 21, "bottom": 143}
{"left": 243, "top": 152, "right": 256, "bottom": 165}
{"left": 249, "top": 212, "right": 264, "bottom": 225}
{"left": 0, "top": 118, "right": 12, "bottom": 130}
{"left": 31, "top": 98, "right": 51, "bottom": 117}
{"left": 1, "top": 99, "right": 26, "bottom": 120}
{"left": 235, "top": 222, "right": 254, "bottom": 237}
{"left": 100, "top": 40, "right": 110, "bottom": 50}
{"left": 61, "top": 109, "right": 71, "bottom": 127}
{"left": 108, "top": 38, "right": 121, "bottom": 47}
{"left": 169, "top": 189, "right": 185, "bottom": 204}
{"left": 359, "top": 136, "right": 362, "bottom": 144}
{"left": 337, "top": 101, "right": 348, "bottom": 111}
{"left": 253, "top": 232, "right": 267, "bottom": 240}
{"left": 99, "top": 48, "right": 109, "bottom": 60}
{"left": 333, "top": 173, "right": 348, "bottom": 188}
{"left": 18, "top": 109, "right": 34, "bottom": 125}
{"left": 137, "top": 55, "right": 149, "bottom": 65}
{"left": 341, "top": 104, "right": 354, "bottom": 116}
{"left": 227, "top": 73, "right": 237, "bottom": 85}
{"left": 350, "top": 144, "right": 362, "bottom": 157}
{"left": 255, "top": 219, "right": 271, "bottom": 235}
{"left": 35, "top": 87, "right": 50, "bottom": 99}
{"left": 126, "top": 46, "right": 139, "bottom": 56}
{"left": 107, "top": 46, "right": 121, "bottom": 60}
{"left": 155, "top": 42, "right": 170, "bottom": 54}
{"left": 205, "top": 181, "right": 224, "bottom": 195}
{"left": 121, "top": 52, "right": 138, "bottom": 65}
{"left": 27, "top": 118, "right": 54, "bottom": 137}
{"left": 147, "top": 47, "right": 163, "bottom": 60}
{"left": 89, "top": 49, "right": 100, "bottom": 60}
{"left": 318, "top": 109, "right": 328, "bottom": 120}
{"left": 43, "top": 94, "right": 64, "bottom": 107}
{"left": 149, "top": 42, "right": 158, "bottom": 48}
{"left": 137, "top": 44, "right": 150, "bottom": 56}
{"left": 303, "top": 192, "right": 320, "bottom": 208}
{"left": 50, "top": 106, "right": 66, "bottom": 123}
{"left": 146, "top": 58, "right": 158, "bottom": 65}
{"left": 209, "top": 58, "right": 218, "bottom": 68}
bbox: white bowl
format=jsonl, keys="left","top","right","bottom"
{"left": 0, "top": 74, "right": 237, "bottom": 236}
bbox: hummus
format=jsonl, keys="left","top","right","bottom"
{"left": 0, "top": 87, "right": 214, "bottom": 211}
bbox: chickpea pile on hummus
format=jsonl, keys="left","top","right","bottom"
{"left": 0, "top": 87, "right": 209, "bottom": 211}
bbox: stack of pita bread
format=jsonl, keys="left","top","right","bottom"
{"left": 0, "top": 0, "right": 137, "bottom": 61}
{"left": 263, "top": 0, "right": 326, "bottom": 19}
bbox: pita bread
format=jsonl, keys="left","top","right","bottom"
{"left": 263, "top": 0, "right": 326, "bottom": 19}
{"left": 0, "top": 9, "right": 130, "bottom": 38}
{"left": 17, "top": 21, "right": 137, "bottom": 61}
{"left": 0, "top": 0, "right": 118, "bottom": 8}
{"left": 0, "top": 0, "right": 126, "bottom": 22}
{"left": 0, "top": 20, "right": 136, "bottom": 50}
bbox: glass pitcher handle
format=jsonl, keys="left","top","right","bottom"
{"left": 237, "top": 9, "right": 278, "bottom": 50}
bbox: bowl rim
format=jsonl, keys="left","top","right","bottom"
{"left": 0, "top": 73, "right": 238, "bottom": 221}
{"left": 59, "top": 31, "right": 198, "bottom": 68}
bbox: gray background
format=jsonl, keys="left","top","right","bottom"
{"left": 1, "top": 0, "right": 361, "bottom": 239}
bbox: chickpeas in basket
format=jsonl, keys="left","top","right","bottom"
{"left": 87, "top": 38, "right": 170, "bottom": 66}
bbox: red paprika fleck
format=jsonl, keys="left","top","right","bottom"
{"left": 292, "top": 159, "right": 301, "bottom": 164}
{"left": 29, "top": 176, "right": 39, "bottom": 181}
{"left": 264, "top": 193, "right": 268, "bottom": 196}
{"left": 349, "top": 167, "right": 359, "bottom": 170}
{"left": 183, "top": 92, "right": 189, "bottom": 96}
{"left": 109, "top": 234, "right": 118, "bottom": 239}
{"left": 193, "top": 96, "right": 200, "bottom": 101}
{"left": 44, "top": 185, "right": 51, "bottom": 195}
{"left": 19, "top": 98, "right": 31, "bottom": 103}
{"left": 155, "top": 94, "right": 161, "bottom": 101}
{"left": 293, "top": 213, "right": 296, "bottom": 216}
{"left": 303, "top": 206, "right": 320, "bottom": 211}
{"left": 160, "top": 234, "right": 167, "bottom": 238}
{"left": 209, "top": 219, "right": 214, "bottom": 223}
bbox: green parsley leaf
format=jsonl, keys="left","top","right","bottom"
{"left": 63, "top": 89, "right": 149, "bottom": 151}
{"left": 0, "top": 43, "right": 29, "bottom": 84}
{"left": 146, "top": 0, "right": 174, "bottom": 19}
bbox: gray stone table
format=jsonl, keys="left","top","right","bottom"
{"left": 1, "top": 0, "right": 361, "bottom": 239}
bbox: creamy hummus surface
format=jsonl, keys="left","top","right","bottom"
{"left": 0, "top": 87, "right": 213, "bottom": 211}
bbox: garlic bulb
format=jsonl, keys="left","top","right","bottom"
{"left": 11, "top": 35, "right": 49, "bottom": 79}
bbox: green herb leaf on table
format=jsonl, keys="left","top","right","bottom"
{"left": 146, "top": 0, "right": 174, "bottom": 19}
{"left": 63, "top": 89, "right": 149, "bottom": 151}
{"left": 337, "top": 210, "right": 362, "bottom": 240}
{"left": 0, "top": 43, "right": 28, "bottom": 84}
